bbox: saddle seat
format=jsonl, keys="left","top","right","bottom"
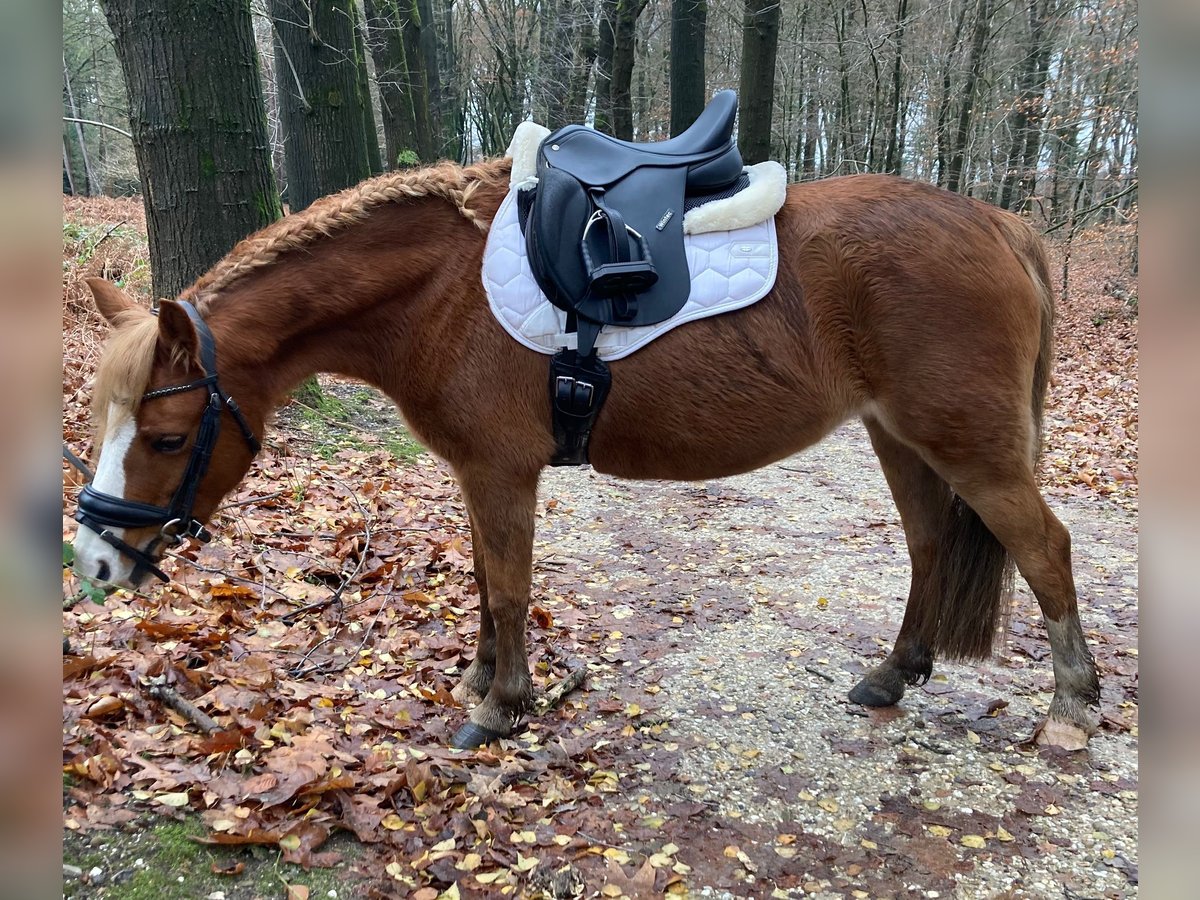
{"left": 542, "top": 89, "right": 743, "bottom": 192}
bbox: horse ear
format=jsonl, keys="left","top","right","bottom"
{"left": 155, "top": 300, "right": 201, "bottom": 369}
{"left": 86, "top": 278, "right": 136, "bottom": 325}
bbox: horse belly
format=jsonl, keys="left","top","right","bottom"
{"left": 587, "top": 381, "right": 844, "bottom": 481}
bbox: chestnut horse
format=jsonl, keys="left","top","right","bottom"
{"left": 70, "top": 158, "right": 1100, "bottom": 750}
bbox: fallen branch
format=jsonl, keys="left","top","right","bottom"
{"left": 146, "top": 679, "right": 219, "bottom": 734}
{"left": 535, "top": 667, "right": 587, "bottom": 714}
{"left": 805, "top": 665, "right": 836, "bottom": 683}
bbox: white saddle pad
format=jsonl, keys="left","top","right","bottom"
{"left": 483, "top": 189, "right": 779, "bottom": 361}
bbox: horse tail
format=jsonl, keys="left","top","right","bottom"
{"left": 918, "top": 213, "right": 1053, "bottom": 662}
{"left": 923, "top": 492, "right": 1016, "bottom": 661}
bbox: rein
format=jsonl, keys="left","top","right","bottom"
{"left": 72, "top": 301, "right": 260, "bottom": 583}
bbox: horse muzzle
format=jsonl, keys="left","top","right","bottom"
{"left": 74, "top": 483, "right": 212, "bottom": 585}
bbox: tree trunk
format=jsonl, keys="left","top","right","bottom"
{"left": 270, "top": 0, "right": 372, "bottom": 210}
{"left": 396, "top": 0, "right": 439, "bottom": 160}
{"left": 934, "top": 0, "right": 968, "bottom": 187}
{"left": 670, "top": 0, "right": 707, "bottom": 136}
{"left": 415, "top": 0, "right": 444, "bottom": 151}
{"left": 364, "top": 0, "right": 417, "bottom": 169}
{"left": 436, "top": 0, "right": 462, "bottom": 160}
{"left": 610, "top": 0, "right": 648, "bottom": 141}
{"left": 594, "top": 0, "right": 618, "bottom": 135}
{"left": 63, "top": 52, "right": 97, "bottom": 196}
{"left": 63, "top": 137, "right": 76, "bottom": 195}
{"left": 738, "top": 0, "right": 781, "bottom": 165}
{"left": 102, "top": 0, "right": 282, "bottom": 300}
{"left": 539, "top": 0, "right": 570, "bottom": 128}
{"left": 946, "top": 0, "right": 992, "bottom": 194}
{"left": 832, "top": 2, "right": 855, "bottom": 172}
{"left": 352, "top": 1, "right": 384, "bottom": 175}
{"left": 882, "top": 0, "right": 910, "bottom": 175}
{"left": 565, "top": 5, "right": 598, "bottom": 125}
{"left": 1000, "top": 0, "right": 1055, "bottom": 210}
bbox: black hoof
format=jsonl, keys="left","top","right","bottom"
{"left": 450, "top": 721, "right": 508, "bottom": 750}
{"left": 849, "top": 678, "right": 903, "bottom": 708}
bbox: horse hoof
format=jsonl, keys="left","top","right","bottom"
{"left": 848, "top": 678, "right": 901, "bottom": 708}
{"left": 1034, "top": 717, "right": 1091, "bottom": 751}
{"left": 450, "top": 721, "right": 507, "bottom": 750}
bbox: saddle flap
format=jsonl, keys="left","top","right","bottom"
{"left": 524, "top": 166, "right": 592, "bottom": 310}
{"left": 525, "top": 165, "right": 693, "bottom": 328}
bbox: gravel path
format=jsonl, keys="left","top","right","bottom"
{"left": 535, "top": 421, "right": 1138, "bottom": 899}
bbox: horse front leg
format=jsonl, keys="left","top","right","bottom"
{"left": 452, "top": 516, "right": 494, "bottom": 706}
{"left": 450, "top": 469, "right": 538, "bottom": 749}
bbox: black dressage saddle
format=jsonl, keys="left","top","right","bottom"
{"left": 520, "top": 91, "right": 745, "bottom": 465}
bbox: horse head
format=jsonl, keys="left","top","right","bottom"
{"left": 72, "top": 278, "right": 261, "bottom": 588}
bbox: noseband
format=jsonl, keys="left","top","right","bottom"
{"left": 75, "top": 301, "right": 260, "bottom": 583}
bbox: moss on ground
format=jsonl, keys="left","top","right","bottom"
{"left": 63, "top": 815, "right": 363, "bottom": 899}
{"left": 288, "top": 382, "right": 425, "bottom": 462}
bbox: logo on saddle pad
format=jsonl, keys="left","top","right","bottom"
{"left": 655, "top": 209, "right": 675, "bottom": 232}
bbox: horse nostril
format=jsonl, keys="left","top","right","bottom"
{"left": 96, "top": 560, "right": 111, "bottom": 582}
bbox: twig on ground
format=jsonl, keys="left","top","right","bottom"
{"left": 162, "top": 553, "right": 293, "bottom": 602}
{"left": 282, "top": 476, "right": 371, "bottom": 626}
{"left": 909, "top": 736, "right": 953, "bottom": 756}
{"left": 146, "top": 679, "right": 219, "bottom": 734}
{"left": 534, "top": 667, "right": 588, "bottom": 714}
{"left": 286, "top": 474, "right": 375, "bottom": 674}
{"left": 217, "top": 490, "right": 287, "bottom": 511}
{"left": 805, "top": 665, "right": 836, "bottom": 683}
{"left": 290, "top": 587, "right": 394, "bottom": 679}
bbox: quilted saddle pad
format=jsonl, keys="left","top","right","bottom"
{"left": 482, "top": 189, "right": 779, "bottom": 362}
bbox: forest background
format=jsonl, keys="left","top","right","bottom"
{"left": 63, "top": 0, "right": 1137, "bottom": 271}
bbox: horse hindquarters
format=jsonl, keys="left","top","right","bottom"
{"left": 853, "top": 212, "right": 1099, "bottom": 746}
{"left": 858, "top": 413, "right": 1099, "bottom": 747}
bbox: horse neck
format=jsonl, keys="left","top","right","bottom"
{"left": 202, "top": 196, "right": 485, "bottom": 426}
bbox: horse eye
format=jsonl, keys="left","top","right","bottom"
{"left": 152, "top": 435, "right": 186, "bottom": 453}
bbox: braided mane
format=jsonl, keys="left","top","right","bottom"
{"left": 184, "top": 159, "right": 509, "bottom": 308}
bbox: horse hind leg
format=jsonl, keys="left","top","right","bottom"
{"left": 849, "top": 418, "right": 996, "bottom": 707}
{"left": 940, "top": 467, "right": 1100, "bottom": 748}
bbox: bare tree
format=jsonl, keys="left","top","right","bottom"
{"left": 670, "top": 0, "right": 707, "bottom": 135}
{"left": 739, "top": 0, "right": 781, "bottom": 164}
{"left": 269, "top": 0, "right": 373, "bottom": 209}
{"left": 102, "top": 0, "right": 281, "bottom": 298}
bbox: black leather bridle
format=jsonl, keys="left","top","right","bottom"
{"left": 74, "top": 301, "right": 260, "bottom": 583}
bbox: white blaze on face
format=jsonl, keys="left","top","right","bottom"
{"left": 73, "top": 403, "right": 139, "bottom": 586}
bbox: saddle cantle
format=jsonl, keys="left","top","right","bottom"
{"left": 517, "top": 91, "right": 750, "bottom": 466}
